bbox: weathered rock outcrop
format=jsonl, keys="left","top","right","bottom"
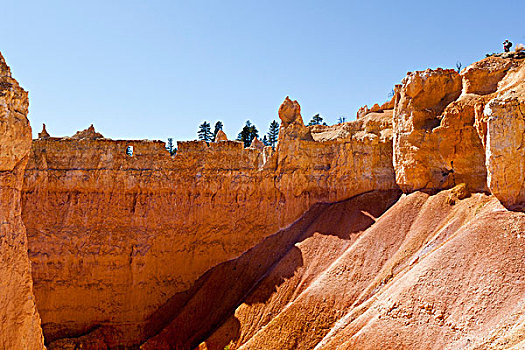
{"left": 5, "top": 49, "right": 524, "bottom": 349}
{"left": 70, "top": 124, "right": 104, "bottom": 140}
{"left": 38, "top": 123, "right": 50, "bottom": 139}
{"left": 196, "top": 187, "right": 525, "bottom": 350}
{"left": 393, "top": 56, "right": 525, "bottom": 196}
{"left": 0, "top": 52, "right": 44, "bottom": 349}
{"left": 278, "top": 96, "right": 313, "bottom": 141}
{"left": 215, "top": 129, "right": 228, "bottom": 141}
{"left": 484, "top": 58, "right": 525, "bottom": 208}
{"left": 22, "top": 98, "right": 397, "bottom": 347}
{"left": 393, "top": 68, "right": 489, "bottom": 193}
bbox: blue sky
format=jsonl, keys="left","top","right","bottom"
{"left": 2, "top": 0, "right": 524, "bottom": 142}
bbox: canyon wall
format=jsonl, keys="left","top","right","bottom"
{"left": 21, "top": 100, "right": 397, "bottom": 346}
{"left": 0, "top": 53, "right": 44, "bottom": 349}
{"left": 5, "top": 49, "right": 523, "bottom": 349}
{"left": 196, "top": 54, "right": 525, "bottom": 350}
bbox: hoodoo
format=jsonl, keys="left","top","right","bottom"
{"left": 0, "top": 49, "right": 524, "bottom": 349}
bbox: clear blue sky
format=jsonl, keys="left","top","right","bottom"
{"left": 2, "top": 0, "right": 524, "bottom": 142}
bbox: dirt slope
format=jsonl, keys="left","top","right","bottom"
{"left": 191, "top": 186, "right": 525, "bottom": 350}
{"left": 140, "top": 190, "right": 401, "bottom": 349}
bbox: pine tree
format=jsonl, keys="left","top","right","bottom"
{"left": 237, "top": 120, "right": 259, "bottom": 147}
{"left": 197, "top": 121, "right": 213, "bottom": 142}
{"left": 262, "top": 135, "right": 269, "bottom": 146}
{"left": 212, "top": 121, "right": 223, "bottom": 141}
{"left": 267, "top": 120, "right": 279, "bottom": 148}
{"left": 166, "top": 138, "right": 176, "bottom": 155}
{"left": 308, "top": 114, "right": 327, "bottom": 126}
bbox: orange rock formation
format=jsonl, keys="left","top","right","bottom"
{"left": 0, "top": 52, "right": 45, "bottom": 349}
{"left": 22, "top": 98, "right": 396, "bottom": 347}
{"left": 201, "top": 188, "right": 525, "bottom": 350}
{"left": 1, "top": 49, "right": 524, "bottom": 350}
{"left": 215, "top": 129, "right": 228, "bottom": 141}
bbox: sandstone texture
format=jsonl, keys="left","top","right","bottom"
{"left": 197, "top": 187, "right": 525, "bottom": 350}
{"left": 0, "top": 52, "right": 44, "bottom": 349}
{"left": 393, "top": 55, "right": 525, "bottom": 199}
{"left": 393, "top": 68, "right": 488, "bottom": 193}
{"left": 215, "top": 129, "right": 228, "bottom": 141}
{"left": 22, "top": 97, "right": 396, "bottom": 347}
{"left": 1, "top": 49, "right": 523, "bottom": 350}
{"left": 484, "top": 58, "right": 525, "bottom": 208}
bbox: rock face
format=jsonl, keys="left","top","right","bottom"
{"left": 22, "top": 98, "right": 397, "bottom": 347}
{"left": 484, "top": 58, "right": 525, "bottom": 208}
{"left": 485, "top": 96, "right": 525, "bottom": 208}
{"left": 5, "top": 50, "right": 524, "bottom": 349}
{"left": 0, "top": 52, "right": 44, "bottom": 349}
{"left": 393, "top": 56, "right": 523, "bottom": 195}
{"left": 196, "top": 187, "right": 525, "bottom": 350}
{"left": 144, "top": 190, "right": 402, "bottom": 349}
{"left": 462, "top": 56, "right": 513, "bottom": 95}
{"left": 393, "top": 68, "right": 487, "bottom": 193}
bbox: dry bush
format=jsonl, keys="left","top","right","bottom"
{"left": 515, "top": 43, "right": 525, "bottom": 53}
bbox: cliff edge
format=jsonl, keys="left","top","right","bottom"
{"left": 0, "top": 52, "right": 44, "bottom": 349}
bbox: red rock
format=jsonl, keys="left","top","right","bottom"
{"left": 249, "top": 136, "right": 264, "bottom": 150}
{"left": 70, "top": 124, "right": 104, "bottom": 140}
{"left": 393, "top": 68, "right": 487, "bottom": 193}
{"left": 22, "top": 98, "right": 397, "bottom": 347}
{"left": 278, "top": 97, "right": 312, "bottom": 140}
{"left": 0, "top": 51, "right": 44, "bottom": 349}
{"left": 198, "top": 188, "right": 525, "bottom": 350}
{"left": 1, "top": 50, "right": 523, "bottom": 350}
{"left": 215, "top": 129, "right": 228, "bottom": 141}
{"left": 38, "top": 124, "right": 50, "bottom": 139}
{"left": 462, "top": 56, "right": 514, "bottom": 95}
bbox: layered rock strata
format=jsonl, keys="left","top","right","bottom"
{"left": 0, "top": 53, "right": 44, "bottom": 349}
{"left": 9, "top": 51, "right": 525, "bottom": 349}
{"left": 22, "top": 99, "right": 397, "bottom": 346}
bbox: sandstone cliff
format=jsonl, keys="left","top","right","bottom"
{"left": 0, "top": 52, "right": 45, "bottom": 349}
{"left": 22, "top": 99, "right": 396, "bottom": 347}
{"left": 393, "top": 55, "right": 525, "bottom": 208}
{"left": 3, "top": 50, "right": 524, "bottom": 350}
